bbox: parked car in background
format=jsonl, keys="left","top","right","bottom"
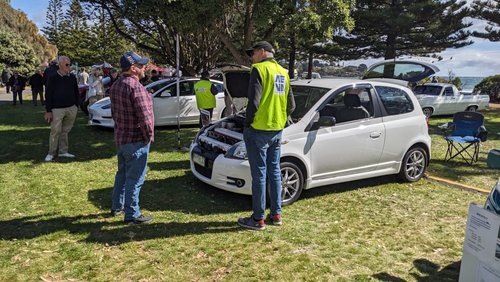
{"left": 413, "top": 83, "right": 490, "bottom": 117}
{"left": 190, "top": 60, "right": 433, "bottom": 205}
{"left": 485, "top": 178, "right": 500, "bottom": 215}
{"left": 88, "top": 78, "right": 225, "bottom": 128}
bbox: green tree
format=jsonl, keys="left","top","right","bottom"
{"left": 324, "top": 0, "right": 473, "bottom": 60}
{"left": 86, "top": 4, "right": 133, "bottom": 67}
{"left": 0, "top": 0, "right": 56, "bottom": 68}
{"left": 0, "top": 27, "right": 37, "bottom": 74}
{"left": 43, "top": 0, "right": 65, "bottom": 50}
{"left": 472, "top": 0, "right": 500, "bottom": 41}
{"left": 474, "top": 75, "right": 500, "bottom": 102}
{"left": 58, "top": 0, "right": 94, "bottom": 65}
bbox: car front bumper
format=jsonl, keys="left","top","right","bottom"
{"left": 88, "top": 108, "right": 114, "bottom": 128}
{"left": 190, "top": 143, "right": 252, "bottom": 195}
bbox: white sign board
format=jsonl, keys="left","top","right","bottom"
{"left": 459, "top": 203, "right": 500, "bottom": 282}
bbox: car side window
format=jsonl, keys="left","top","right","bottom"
{"left": 374, "top": 86, "right": 414, "bottom": 115}
{"left": 180, "top": 81, "right": 194, "bottom": 96}
{"left": 158, "top": 85, "right": 174, "bottom": 97}
{"left": 444, "top": 87, "right": 454, "bottom": 96}
{"left": 318, "top": 87, "right": 373, "bottom": 124}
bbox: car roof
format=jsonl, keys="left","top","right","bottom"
{"left": 291, "top": 78, "right": 359, "bottom": 89}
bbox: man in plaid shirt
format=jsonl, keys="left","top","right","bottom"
{"left": 109, "top": 51, "right": 154, "bottom": 224}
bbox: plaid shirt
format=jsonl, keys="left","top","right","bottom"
{"left": 109, "top": 74, "right": 154, "bottom": 145}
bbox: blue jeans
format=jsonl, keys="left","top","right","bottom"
{"left": 243, "top": 127, "right": 282, "bottom": 220}
{"left": 111, "top": 142, "right": 150, "bottom": 221}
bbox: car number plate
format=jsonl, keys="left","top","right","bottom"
{"left": 192, "top": 153, "right": 205, "bottom": 166}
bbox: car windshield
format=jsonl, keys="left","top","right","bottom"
{"left": 413, "top": 85, "right": 442, "bottom": 96}
{"left": 290, "top": 85, "right": 330, "bottom": 121}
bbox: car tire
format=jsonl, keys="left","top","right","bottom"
{"left": 398, "top": 147, "right": 427, "bottom": 182}
{"left": 278, "top": 161, "right": 304, "bottom": 206}
{"left": 466, "top": 106, "right": 477, "bottom": 112}
{"left": 422, "top": 107, "right": 433, "bottom": 118}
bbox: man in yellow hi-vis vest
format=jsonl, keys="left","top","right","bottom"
{"left": 194, "top": 71, "right": 218, "bottom": 127}
{"left": 237, "top": 41, "right": 295, "bottom": 231}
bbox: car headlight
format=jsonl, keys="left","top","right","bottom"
{"left": 225, "top": 141, "right": 247, "bottom": 159}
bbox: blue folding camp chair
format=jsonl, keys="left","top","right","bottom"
{"left": 443, "top": 111, "right": 487, "bottom": 165}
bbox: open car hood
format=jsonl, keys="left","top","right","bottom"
{"left": 221, "top": 64, "right": 251, "bottom": 98}
{"left": 363, "top": 60, "right": 439, "bottom": 83}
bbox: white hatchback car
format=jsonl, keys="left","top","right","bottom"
{"left": 88, "top": 78, "right": 225, "bottom": 128}
{"left": 190, "top": 61, "right": 433, "bottom": 205}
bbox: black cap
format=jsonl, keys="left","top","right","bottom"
{"left": 201, "top": 70, "right": 210, "bottom": 77}
{"left": 245, "top": 41, "right": 275, "bottom": 57}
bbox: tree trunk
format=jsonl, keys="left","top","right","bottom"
{"left": 288, "top": 32, "right": 296, "bottom": 79}
{"left": 307, "top": 51, "right": 313, "bottom": 79}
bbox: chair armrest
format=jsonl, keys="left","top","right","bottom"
{"left": 478, "top": 125, "right": 488, "bottom": 142}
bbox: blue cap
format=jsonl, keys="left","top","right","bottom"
{"left": 120, "top": 51, "right": 149, "bottom": 68}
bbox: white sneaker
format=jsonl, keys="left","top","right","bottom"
{"left": 59, "top": 153, "right": 75, "bottom": 158}
{"left": 45, "top": 154, "right": 54, "bottom": 162}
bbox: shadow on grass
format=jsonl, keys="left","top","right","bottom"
{"left": 373, "top": 258, "right": 461, "bottom": 281}
{"left": 87, "top": 173, "right": 251, "bottom": 215}
{"left": 0, "top": 213, "right": 239, "bottom": 244}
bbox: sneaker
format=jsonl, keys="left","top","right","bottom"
{"left": 110, "top": 209, "right": 124, "bottom": 217}
{"left": 59, "top": 152, "right": 75, "bottom": 158}
{"left": 124, "top": 215, "right": 153, "bottom": 225}
{"left": 237, "top": 216, "right": 265, "bottom": 231}
{"left": 44, "top": 154, "right": 54, "bottom": 162}
{"left": 267, "top": 214, "right": 283, "bottom": 226}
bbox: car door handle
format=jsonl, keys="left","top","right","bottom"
{"left": 370, "top": 131, "right": 382, "bottom": 138}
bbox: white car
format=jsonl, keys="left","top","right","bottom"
{"left": 413, "top": 83, "right": 490, "bottom": 117}
{"left": 190, "top": 61, "right": 433, "bottom": 205}
{"left": 88, "top": 78, "right": 225, "bottom": 128}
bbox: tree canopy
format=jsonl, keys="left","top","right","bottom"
{"left": 0, "top": 0, "right": 57, "bottom": 74}
{"left": 322, "top": 0, "right": 473, "bottom": 60}
{"left": 472, "top": 0, "right": 500, "bottom": 41}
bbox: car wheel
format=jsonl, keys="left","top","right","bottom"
{"left": 466, "top": 106, "right": 477, "bottom": 112}
{"left": 280, "top": 161, "right": 304, "bottom": 205}
{"left": 398, "top": 147, "right": 427, "bottom": 182}
{"left": 422, "top": 107, "right": 433, "bottom": 118}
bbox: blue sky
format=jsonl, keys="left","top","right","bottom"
{"left": 11, "top": 0, "right": 500, "bottom": 77}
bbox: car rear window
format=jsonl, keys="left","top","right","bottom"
{"left": 414, "top": 85, "right": 442, "bottom": 96}
{"left": 375, "top": 86, "right": 414, "bottom": 115}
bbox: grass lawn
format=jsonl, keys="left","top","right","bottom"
{"left": 0, "top": 98, "right": 497, "bottom": 281}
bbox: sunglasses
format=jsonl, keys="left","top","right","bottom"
{"left": 64, "top": 63, "right": 70, "bottom": 67}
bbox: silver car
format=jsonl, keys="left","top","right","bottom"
{"left": 190, "top": 61, "right": 434, "bottom": 205}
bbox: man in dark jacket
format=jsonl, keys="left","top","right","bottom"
{"left": 44, "top": 56, "right": 79, "bottom": 162}
{"left": 8, "top": 71, "right": 26, "bottom": 105}
{"left": 29, "top": 69, "right": 45, "bottom": 106}
{"left": 43, "top": 60, "right": 59, "bottom": 88}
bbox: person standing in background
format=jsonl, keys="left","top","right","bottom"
{"left": 1, "top": 69, "right": 11, "bottom": 92}
{"left": 8, "top": 71, "right": 26, "bottom": 105}
{"left": 44, "top": 56, "right": 79, "bottom": 162}
{"left": 29, "top": 69, "right": 45, "bottom": 106}
{"left": 194, "top": 70, "right": 218, "bottom": 127}
{"left": 78, "top": 67, "right": 89, "bottom": 85}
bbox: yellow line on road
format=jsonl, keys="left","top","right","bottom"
{"left": 427, "top": 175, "right": 490, "bottom": 194}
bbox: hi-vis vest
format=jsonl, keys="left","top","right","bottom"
{"left": 194, "top": 79, "right": 216, "bottom": 109}
{"left": 251, "top": 60, "right": 290, "bottom": 130}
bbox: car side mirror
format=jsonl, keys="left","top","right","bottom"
{"left": 307, "top": 113, "right": 336, "bottom": 131}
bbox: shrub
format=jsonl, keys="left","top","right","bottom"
{"left": 474, "top": 75, "right": 500, "bottom": 103}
